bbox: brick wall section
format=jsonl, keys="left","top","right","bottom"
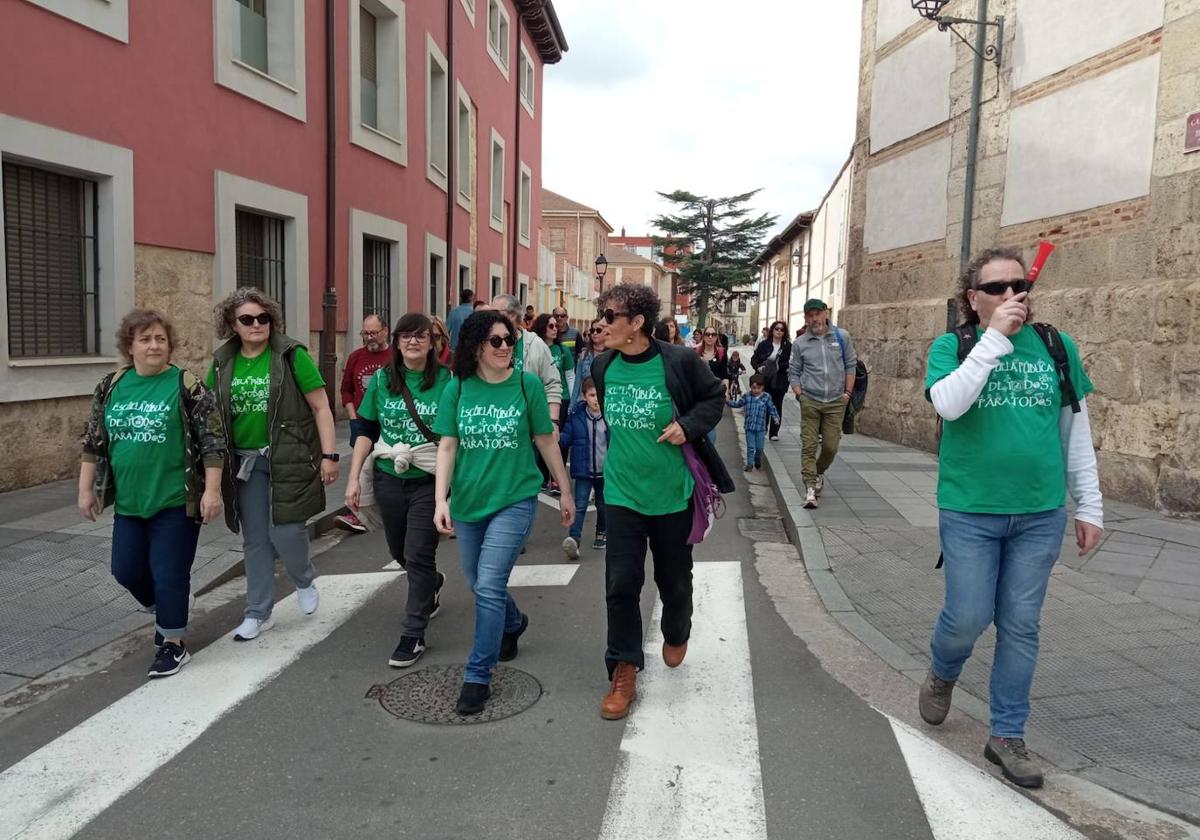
{"left": 844, "top": 0, "right": 1200, "bottom": 516}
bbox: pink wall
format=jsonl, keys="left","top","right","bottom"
{"left": 0, "top": 0, "right": 547, "bottom": 330}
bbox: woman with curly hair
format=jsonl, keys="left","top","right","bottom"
{"left": 589, "top": 284, "right": 731, "bottom": 720}
{"left": 433, "top": 310, "right": 573, "bottom": 716}
{"left": 345, "top": 312, "right": 452, "bottom": 668}
{"left": 79, "top": 309, "right": 226, "bottom": 678}
{"left": 206, "top": 288, "right": 338, "bottom": 642}
{"left": 653, "top": 317, "right": 684, "bottom": 345}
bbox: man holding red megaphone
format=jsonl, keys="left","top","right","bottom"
{"left": 917, "top": 244, "right": 1104, "bottom": 790}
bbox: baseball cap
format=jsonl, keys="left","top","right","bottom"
{"left": 803, "top": 298, "right": 828, "bottom": 312}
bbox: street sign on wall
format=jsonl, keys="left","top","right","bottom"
{"left": 1186, "top": 111, "right": 1200, "bottom": 155}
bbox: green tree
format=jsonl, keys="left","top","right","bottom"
{"left": 651, "top": 190, "right": 777, "bottom": 328}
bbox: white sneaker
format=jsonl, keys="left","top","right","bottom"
{"left": 296, "top": 584, "right": 320, "bottom": 615}
{"left": 803, "top": 487, "right": 819, "bottom": 509}
{"left": 562, "top": 536, "right": 580, "bottom": 560}
{"left": 814, "top": 475, "right": 825, "bottom": 496}
{"left": 233, "top": 615, "right": 275, "bottom": 641}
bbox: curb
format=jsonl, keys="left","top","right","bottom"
{"left": 759, "top": 435, "right": 1200, "bottom": 826}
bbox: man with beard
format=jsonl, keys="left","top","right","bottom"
{"left": 335, "top": 313, "right": 393, "bottom": 533}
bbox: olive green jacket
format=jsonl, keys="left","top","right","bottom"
{"left": 211, "top": 333, "right": 325, "bottom": 531}
{"left": 81, "top": 365, "right": 226, "bottom": 522}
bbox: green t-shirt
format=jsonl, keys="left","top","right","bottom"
{"left": 206, "top": 347, "right": 324, "bottom": 449}
{"left": 550, "top": 343, "right": 570, "bottom": 396}
{"left": 433, "top": 370, "right": 552, "bottom": 522}
{"left": 924, "top": 325, "right": 1094, "bottom": 514}
{"left": 357, "top": 366, "right": 451, "bottom": 479}
{"left": 513, "top": 333, "right": 526, "bottom": 374}
{"left": 602, "top": 353, "right": 693, "bottom": 515}
{"left": 105, "top": 366, "right": 187, "bottom": 518}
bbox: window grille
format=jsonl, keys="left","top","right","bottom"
{"left": 362, "top": 236, "right": 391, "bottom": 327}
{"left": 235, "top": 209, "right": 286, "bottom": 320}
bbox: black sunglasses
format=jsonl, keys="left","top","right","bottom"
{"left": 486, "top": 334, "right": 516, "bottom": 348}
{"left": 600, "top": 308, "right": 630, "bottom": 324}
{"left": 704, "top": 331, "right": 718, "bottom": 337}
{"left": 589, "top": 327, "right": 605, "bottom": 335}
{"left": 237, "top": 313, "right": 272, "bottom": 326}
{"left": 975, "top": 279, "right": 1031, "bottom": 297}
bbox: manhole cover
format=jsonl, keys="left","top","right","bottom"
{"left": 366, "top": 664, "right": 542, "bottom": 725}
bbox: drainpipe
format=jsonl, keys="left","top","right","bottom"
{"left": 510, "top": 13, "right": 523, "bottom": 296}
{"left": 445, "top": 0, "right": 455, "bottom": 309}
{"left": 959, "top": 0, "right": 988, "bottom": 273}
{"left": 320, "top": 0, "right": 338, "bottom": 410}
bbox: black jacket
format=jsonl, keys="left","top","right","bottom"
{"left": 751, "top": 338, "right": 792, "bottom": 393}
{"left": 591, "top": 339, "right": 734, "bottom": 494}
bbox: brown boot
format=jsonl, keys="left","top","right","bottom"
{"left": 662, "top": 640, "right": 688, "bottom": 668}
{"left": 601, "top": 662, "right": 638, "bottom": 720}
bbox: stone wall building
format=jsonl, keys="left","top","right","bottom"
{"left": 842, "top": 0, "right": 1200, "bottom": 515}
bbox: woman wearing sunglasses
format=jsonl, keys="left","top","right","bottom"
{"left": 696, "top": 327, "right": 729, "bottom": 397}
{"left": 344, "top": 313, "right": 451, "bottom": 668}
{"left": 433, "top": 311, "right": 573, "bottom": 716}
{"left": 208, "top": 288, "right": 338, "bottom": 641}
{"left": 589, "top": 284, "right": 730, "bottom": 721}
{"left": 570, "top": 319, "right": 608, "bottom": 410}
{"left": 750, "top": 320, "right": 792, "bottom": 441}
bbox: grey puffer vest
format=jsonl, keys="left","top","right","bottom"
{"left": 212, "top": 332, "right": 325, "bottom": 531}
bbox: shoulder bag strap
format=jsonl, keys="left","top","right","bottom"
{"left": 398, "top": 374, "right": 438, "bottom": 443}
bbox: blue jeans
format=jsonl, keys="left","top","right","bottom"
{"left": 569, "top": 476, "right": 606, "bottom": 542}
{"left": 453, "top": 497, "right": 537, "bottom": 684}
{"left": 929, "top": 506, "right": 1068, "bottom": 738}
{"left": 111, "top": 506, "right": 200, "bottom": 639}
{"left": 745, "top": 428, "right": 765, "bottom": 468}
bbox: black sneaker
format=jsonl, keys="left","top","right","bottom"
{"left": 430, "top": 571, "right": 446, "bottom": 620}
{"left": 754, "top": 453, "right": 762, "bottom": 469}
{"left": 592, "top": 532, "right": 607, "bottom": 550}
{"left": 456, "top": 681, "right": 491, "bottom": 716}
{"left": 984, "top": 737, "right": 1044, "bottom": 788}
{"left": 147, "top": 641, "right": 189, "bottom": 678}
{"left": 388, "top": 636, "right": 426, "bottom": 668}
{"left": 499, "top": 613, "right": 529, "bottom": 662}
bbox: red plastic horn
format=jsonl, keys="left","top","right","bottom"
{"left": 1027, "top": 241, "right": 1055, "bottom": 284}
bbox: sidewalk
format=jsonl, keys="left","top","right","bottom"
{"left": 0, "top": 422, "right": 354, "bottom": 696}
{"left": 759, "top": 395, "right": 1200, "bottom": 824}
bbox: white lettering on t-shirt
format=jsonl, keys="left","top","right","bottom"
{"left": 459, "top": 403, "right": 523, "bottom": 449}
{"left": 606, "top": 383, "right": 665, "bottom": 432}
{"left": 108, "top": 399, "right": 170, "bottom": 445}
{"left": 975, "top": 358, "right": 1057, "bottom": 410}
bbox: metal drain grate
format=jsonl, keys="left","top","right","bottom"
{"left": 367, "top": 664, "right": 542, "bottom": 725}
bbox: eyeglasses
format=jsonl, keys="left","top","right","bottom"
{"left": 486, "top": 334, "right": 517, "bottom": 348}
{"left": 589, "top": 327, "right": 605, "bottom": 335}
{"left": 361, "top": 328, "right": 385, "bottom": 338}
{"left": 704, "top": 331, "right": 718, "bottom": 337}
{"left": 772, "top": 326, "right": 785, "bottom": 332}
{"left": 600, "top": 308, "right": 630, "bottom": 324}
{"left": 975, "top": 279, "right": 1031, "bottom": 297}
{"left": 396, "top": 331, "right": 430, "bottom": 344}
{"left": 236, "top": 313, "right": 272, "bottom": 326}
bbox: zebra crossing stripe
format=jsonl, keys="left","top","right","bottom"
{"left": 0, "top": 573, "right": 396, "bottom": 840}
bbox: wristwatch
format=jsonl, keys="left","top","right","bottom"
{"left": 321, "top": 453, "right": 340, "bottom": 462}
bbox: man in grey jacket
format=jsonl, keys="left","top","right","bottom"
{"left": 490, "top": 294, "right": 562, "bottom": 427}
{"left": 787, "top": 299, "right": 857, "bottom": 509}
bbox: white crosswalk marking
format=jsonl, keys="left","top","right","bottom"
{"left": 0, "top": 573, "right": 396, "bottom": 840}
{"left": 597, "top": 561, "right": 768, "bottom": 840}
{"left": 509, "top": 563, "right": 579, "bottom": 587}
{"left": 888, "top": 717, "right": 1086, "bottom": 839}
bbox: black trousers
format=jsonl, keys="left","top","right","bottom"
{"left": 604, "top": 501, "right": 694, "bottom": 676}
{"left": 766, "top": 386, "right": 786, "bottom": 437}
{"left": 373, "top": 471, "right": 440, "bottom": 638}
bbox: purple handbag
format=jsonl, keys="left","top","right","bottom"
{"left": 681, "top": 441, "right": 726, "bottom": 544}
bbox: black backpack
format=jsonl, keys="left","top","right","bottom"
{"left": 950, "top": 322, "right": 1079, "bottom": 413}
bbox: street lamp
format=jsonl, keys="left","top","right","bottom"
{"left": 595, "top": 254, "right": 608, "bottom": 290}
{"left": 910, "top": 0, "right": 1003, "bottom": 68}
{"left": 790, "top": 249, "right": 801, "bottom": 267}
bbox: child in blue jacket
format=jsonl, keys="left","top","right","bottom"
{"left": 559, "top": 378, "right": 608, "bottom": 558}
{"left": 728, "top": 373, "right": 780, "bottom": 472}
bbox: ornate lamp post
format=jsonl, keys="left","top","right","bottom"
{"left": 595, "top": 254, "right": 608, "bottom": 292}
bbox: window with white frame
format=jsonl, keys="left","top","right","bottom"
{"left": 518, "top": 162, "right": 532, "bottom": 247}
{"left": 486, "top": 0, "right": 510, "bottom": 76}
{"left": 23, "top": 0, "right": 129, "bottom": 42}
{"left": 425, "top": 234, "right": 447, "bottom": 320}
{"left": 0, "top": 115, "right": 134, "bottom": 403}
{"left": 215, "top": 0, "right": 307, "bottom": 121}
{"left": 456, "top": 84, "right": 473, "bottom": 208}
{"left": 350, "top": 208, "right": 407, "bottom": 331}
{"left": 489, "top": 263, "right": 504, "bottom": 299}
{"left": 460, "top": 0, "right": 475, "bottom": 24}
{"left": 350, "top": 0, "right": 407, "bottom": 166}
{"left": 489, "top": 130, "right": 505, "bottom": 232}
{"left": 456, "top": 249, "right": 473, "bottom": 297}
{"left": 215, "top": 170, "right": 310, "bottom": 340}
{"left": 518, "top": 43, "right": 535, "bottom": 115}
{"left": 426, "top": 35, "right": 449, "bottom": 189}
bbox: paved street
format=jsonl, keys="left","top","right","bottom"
{"left": 761, "top": 391, "right": 1200, "bottom": 825}
{"left": 0, "top": 422, "right": 1131, "bottom": 840}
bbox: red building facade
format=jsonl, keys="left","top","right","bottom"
{"left": 0, "top": 0, "right": 566, "bottom": 490}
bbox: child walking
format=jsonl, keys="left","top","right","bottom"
{"left": 728, "top": 373, "right": 780, "bottom": 472}
{"left": 560, "top": 378, "right": 608, "bottom": 558}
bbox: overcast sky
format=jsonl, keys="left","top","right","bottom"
{"left": 542, "top": 0, "right": 866, "bottom": 241}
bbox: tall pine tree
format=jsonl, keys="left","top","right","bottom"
{"left": 651, "top": 190, "right": 777, "bottom": 328}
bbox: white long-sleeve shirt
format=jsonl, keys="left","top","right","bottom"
{"left": 930, "top": 327, "right": 1103, "bottom": 528}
